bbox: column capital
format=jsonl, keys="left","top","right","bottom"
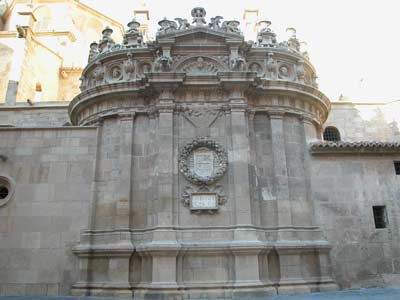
{"left": 268, "top": 110, "right": 285, "bottom": 119}
{"left": 118, "top": 111, "right": 136, "bottom": 121}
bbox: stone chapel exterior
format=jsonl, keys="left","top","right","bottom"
{"left": 1, "top": 1, "right": 400, "bottom": 298}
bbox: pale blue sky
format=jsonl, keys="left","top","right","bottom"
{"left": 83, "top": 0, "right": 400, "bottom": 102}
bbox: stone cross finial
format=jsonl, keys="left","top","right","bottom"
{"left": 191, "top": 7, "right": 206, "bottom": 26}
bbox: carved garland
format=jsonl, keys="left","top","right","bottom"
{"left": 179, "top": 137, "right": 228, "bottom": 185}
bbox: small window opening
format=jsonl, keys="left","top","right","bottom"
{"left": 394, "top": 161, "right": 400, "bottom": 175}
{"left": 0, "top": 186, "right": 9, "bottom": 200}
{"left": 323, "top": 126, "right": 341, "bottom": 141}
{"left": 34, "top": 82, "right": 42, "bottom": 102}
{"left": 373, "top": 206, "right": 388, "bottom": 229}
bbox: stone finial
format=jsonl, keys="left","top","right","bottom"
{"left": 257, "top": 20, "right": 277, "bottom": 47}
{"left": 157, "top": 18, "right": 177, "bottom": 34}
{"left": 286, "top": 27, "right": 300, "bottom": 52}
{"left": 191, "top": 7, "right": 206, "bottom": 26}
{"left": 221, "top": 20, "right": 241, "bottom": 34}
{"left": 127, "top": 18, "right": 141, "bottom": 34}
{"left": 88, "top": 42, "right": 99, "bottom": 62}
{"left": 258, "top": 20, "right": 272, "bottom": 33}
{"left": 124, "top": 18, "right": 143, "bottom": 47}
{"left": 102, "top": 26, "right": 113, "bottom": 39}
{"left": 209, "top": 16, "right": 223, "bottom": 30}
{"left": 175, "top": 18, "right": 191, "bottom": 30}
{"left": 98, "top": 26, "right": 115, "bottom": 53}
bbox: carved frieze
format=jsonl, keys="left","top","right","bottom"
{"left": 182, "top": 106, "right": 222, "bottom": 128}
{"left": 248, "top": 62, "right": 264, "bottom": 76}
{"left": 73, "top": 7, "right": 326, "bottom": 127}
{"left": 278, "top": 63, "right": 293, "bottom": 80}
{"left": 107, "top": 65, "right": 123, "bottom": 82}
{"left": 178, "top": 56, "right": 222, "bottom": 74}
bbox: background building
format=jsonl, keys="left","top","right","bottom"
{"left": 0, "top": 0, "right": 399, "bottom": 298}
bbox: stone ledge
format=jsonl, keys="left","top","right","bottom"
{"left": 310, "top": 141, "right": 400, "bottom": 154}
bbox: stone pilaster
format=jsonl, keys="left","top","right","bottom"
{"left": 268, "top": 110, "right": 292, "bottom": 228}
{"left": 115, "top": 113, "right": 135, "bottom": 229}
{"left": 229, "top": 104, "right": 253, "bottom": 226}
{"left": 299, "top": 115, "right": 318, "bottom": 226}
{"left": 135, "top": 89, "right": 180, "bottom": 293}
{"left": 231, "top": 248, "right": 276, "bottom": 297}
{"left": 275, "top": 248, "right": 310, "bottom": 295}
{"left": 155, "top": 90, "right": 176, "bottom": 227}
{"left": 88, "top": 122, "right": 103, "bottom": 230}
{"left": 107, "top": 254, "right": 133, "bottom": 297}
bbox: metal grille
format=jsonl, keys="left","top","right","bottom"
{"left": 323, "top": 127, "right": 341, "bottom": 141}
{"left": 394, "top": 161, "right": 400, "bottom": 175}
{"left": 0, "top": 186, "right": 8, "bottom": 200}
{"left": 373, "top": 206, "right": 387, "bottom": 229}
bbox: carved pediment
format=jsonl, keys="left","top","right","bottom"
{"left": 175, "top": 56, "right": 228, "bottom": 74}
{"left": 158, "top": 26, "right": 243, "bottom": 44}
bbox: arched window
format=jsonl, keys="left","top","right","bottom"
{"left": 34, "top": 82, "right": 42, "bottom": 102}
{"left": 323, "top": 126, "right": 341, "bottom": 141}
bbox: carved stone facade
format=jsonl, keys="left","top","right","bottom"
{"left": 1, "top": 5, "right": 400, "bottom": 299}
{"left": 67, "top": 8, "right": 337, "bottom": 298}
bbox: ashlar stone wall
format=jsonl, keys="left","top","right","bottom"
{"left": 311, "top": 154, "right": 400, "bottom": 289}
{"left": 0, "top": 127, "right": 97, "bottom": 295}
{"left": 0, "top": 105, "right": 69, "bottom": 127}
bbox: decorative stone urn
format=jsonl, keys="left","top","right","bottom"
{"left": 70, "top": 8, "right": 337, "bottom": 299}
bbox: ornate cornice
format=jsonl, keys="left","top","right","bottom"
{"left": 69, "top": 7, "right": 331, "bottom": 126}
{"left": 310, "top": 141, "right": 400, "bottom": 154}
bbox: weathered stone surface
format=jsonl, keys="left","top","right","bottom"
{"left": 0, "top": 5, "right": 400, "bottom": 300}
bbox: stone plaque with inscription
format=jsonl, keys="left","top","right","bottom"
{"left": 191, "top": 193, "right": 218, "bottom": 210}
